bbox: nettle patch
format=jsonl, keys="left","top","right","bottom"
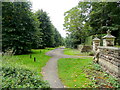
{"left": 2, "top": 66, "right": 50, "bottom": 88}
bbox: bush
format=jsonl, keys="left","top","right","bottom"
{"left": 2, "top": 66, "right": 50, "bottom": 88}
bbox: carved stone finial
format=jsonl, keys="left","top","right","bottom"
{"left": 103, "top": 30, "right": 116, "bottom": 46}
{"left": 107, "top": 30, "right": 111, "bottom": 35}
{"left": 93, "top": 34, "right": 100, "bottom": 41}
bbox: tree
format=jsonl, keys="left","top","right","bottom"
{"left": 35, "top": 10, "right": 55, "bottom": 48}
{"left": 64, "top": 2, "right": 90, "bottom": 48}
{"left": 2, "top": 1, "right": 40, "bottom": 54}
{"left": 64, "top": 2, "right": 120, "bottom": 48}
{"left": 0, "top": 2, "right": 2, "bottom": 52}
{"left": 89, "top": 2, "right": 120, "bottom": 45}
{"left": 53, "top": 27, "right": 64, "bottom": 47}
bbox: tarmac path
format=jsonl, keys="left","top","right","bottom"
{"left": 42, "top": 47, "right": 91, "bottom": 88}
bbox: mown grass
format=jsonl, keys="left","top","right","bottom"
{"left": 64, "top": 48, "right": 91, "bottom": 56}
{"left": 58, "top": 57, "right": 93, "bottom": 88}
{"left": 2, "top": 48, "right": 54, "bottom": 76}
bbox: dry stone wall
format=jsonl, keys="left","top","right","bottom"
{"left": 77, "top": 45, "right": 92, "bottom": 52}
{"left": 98, "top": 46, "right": 120, "bottom": 80}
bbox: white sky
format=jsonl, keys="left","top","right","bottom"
{"left": 31, "top": 0, "right": 80, "bottom": 38}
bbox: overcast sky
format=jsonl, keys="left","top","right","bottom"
{"left": 31, "top": 0, "right": 80, "bottom": 38}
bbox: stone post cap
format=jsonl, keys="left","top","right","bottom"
{"left": 107, "top": 30, "right": 111, "bottom": 35}
{"left": 93, "top": 34, "right": 100, "bottom": 41}
{"left": 103, "top": 30, "right": 116, "bottom": 39}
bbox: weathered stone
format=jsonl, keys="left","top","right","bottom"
{"left": 77, "top": 45, "right": 92, "bottom": 52}
{"left": 103, "top": 30, "right": 116, "bottom": 46}
{"left": 97, "top": 46, "right": 120, "bottom": 79}
{"left": 93, "top": 35, "right": 100, "bottom": 52}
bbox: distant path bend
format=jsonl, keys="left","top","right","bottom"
{"left": 42, "top": 47, "right": 91, "bottom": 88}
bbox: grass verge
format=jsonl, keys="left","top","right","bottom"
{"left": 2, "top": 48, "right": 54, "bottom": 76}
{"left": 1, "top": 48, "right": 54, "bottom": 88}
{"left": 64, "top": 48, "right": 93, "bottom": 56}
{"left": 58, "top": 57, "right": 93, "bottom": 88}
{"left": 58, "top": 57, "right": 120, "bottom": 88}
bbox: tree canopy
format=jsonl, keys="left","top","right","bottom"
{"left": 35, "top": 9, "right": 64, "bottom": 48}
{"left": 2, "top": 1, "right": 39, "bottom": 54}
{"left": 64, "top": 2, "right": 120, "bottom": 48}
{"left": 35, "top": 10, "right": 55, "bottom": 48}
{"left": 2, "top": 1, "right": 64, "bottom": 54}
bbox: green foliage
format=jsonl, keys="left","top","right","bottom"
{"left": 53, "top": 28, "right": 64, "bottom": 47}
{"left": 64, "top": 2, "right": 91, "bottom": 48}
{"left": 2, "top": 48, "right": 54, "bottom": 75}
{"left": 88, "top": 51, "right": 95, "bottom": 56}
{"left": 2, "top": 1, "right": 40, "bottom": 54}
{"left": 65, "top": 33, "right": 82, "bottom": 48}
{"left": 83, "top": 63, "right": 120, "bottom": 88}
{"left": 64, "top": 34, "right": 73, "bottom": 48}
{"left": 64, "top": 2, "right": 120, "bottom": 48}
{"left": 36, "top": 10, "right": 53, "bottom": 48}
{"left": 58, "top": 58, "right": 120, "bottom": 88}
{"left": 2, "top": 2, "right": 63, "bottom": 54}
{"left": 106, "top": 75, "right": 120, "bottom": 88}
{"left": 89, "top": 2, "right": 120, "bottom": 45}
{"left": 35, "top": 9, "right": 64, "bottom": 48}
{"left": 93, "top": 63, "right": 102, "bottom": 71}
{"left": 2, "top": 66, "right": 50, "bottom": 88}
{"left": 1, "top": 48, "right": 54, "bottom": 88}
{"left": 84, "top": 36, "right": 93, "bottom": 45}
{"left": 0, "top": 2, "right": 1, "bottom": 52}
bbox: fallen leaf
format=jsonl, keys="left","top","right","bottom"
{"left": 73, "top": 80, "right": 77, "bottom": 82}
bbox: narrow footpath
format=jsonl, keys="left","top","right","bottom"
{"left": 42, "top": 47, "right": 91, "bottom": 88}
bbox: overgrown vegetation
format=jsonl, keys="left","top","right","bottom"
{"left": 2, "top": 66, "right": 50, "bottom": 88}
{"left": 58, "top": 58, "right": 120, "bottom": 88}
{"left": 83, "top": 63, "right": 120, "bottom": 88}
{"left": 2, "top": 48, "right": 54, "bottom": 88}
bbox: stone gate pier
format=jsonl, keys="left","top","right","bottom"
{"left": 93, "top": 30, "right": 120, "bottom": 80}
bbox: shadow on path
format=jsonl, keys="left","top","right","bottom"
{"left": 42, "top": 47, "right": 92, "bottom": 88}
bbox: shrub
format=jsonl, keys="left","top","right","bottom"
{"left": 2, "top": 66, "right": 50, "bottom": 88}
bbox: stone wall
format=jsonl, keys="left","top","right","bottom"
{"left": 97, "top": 46, "right": 120, "bottom": 80}
{"left": 77, "top": 45, "right": 83, "bottom": 51}
{"left": 77, "top": 45, "right": 92, "bottom": 52}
